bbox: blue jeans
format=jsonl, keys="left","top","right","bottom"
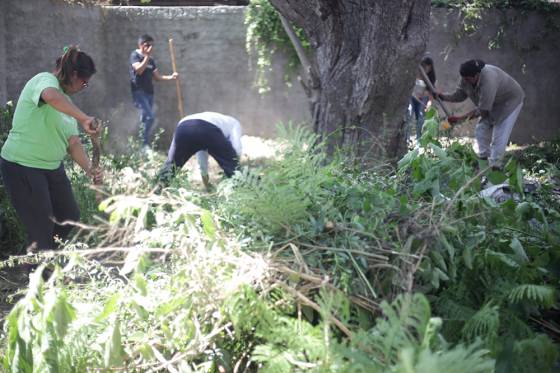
{"left": 132, "top": 90, "right": 155, "bottom": 146}
{"left": 408, "top": 96, "right": 428, "bottom": 141}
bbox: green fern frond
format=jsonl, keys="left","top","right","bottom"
{"left": 500, "top": 309, "right": 534, "bottom": 339}
{"left": 507, "top": 284, "right": 556, "bottom": 309}
{"left": 220, "top": 124, "right": 332, "bottom": 236}
{"left": 397, "top": 341, "right": 494, "bottom": 373}
{"left": 366, "top": 293, "right": 432, "bottom": 365}
{"left": 435, "top": 296, "right": 477, "bottom": 321}
{"left": 461, "top": 302, "right": 500, "bottom": 342}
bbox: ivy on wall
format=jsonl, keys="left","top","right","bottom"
{"left": 245, "top": 0, "right": 309, "bottom": 93}
{"left": 432, "top": 0, "right": 560, "bottom": 11}
{"left": 244, "top": 0, "right": 559, "bottom": 93}
{"left": 433, "top": 0, "right": 559, "bottom": 36}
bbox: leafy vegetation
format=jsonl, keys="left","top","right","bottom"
{"left": 245, "top": 0, "right": 309, "bottom": 93}
{"left": 432, "top": 0, "right": 560, "bottom": 11}
{"left": 0, "top": 106, "right": 559, "bottom": 371}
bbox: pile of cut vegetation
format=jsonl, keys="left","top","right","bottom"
{"left": 0, "top": 108, "right": 558, "bottom": 372}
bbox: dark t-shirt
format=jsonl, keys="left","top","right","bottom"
{"left": 129, "top": 50, "right": 157, "bottom": 94}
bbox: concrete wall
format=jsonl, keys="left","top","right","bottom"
{"left": 2, "top": 0, "right": 109, "bottom": 148}
{"left": 0, "top": 1, "right": 559, "bottom": 150}
{"left": 429, "top": 8, "right": 560, "bottom": 143}
{"left": 98, "top": 5, "right": 309, "bottom": 151}
{"left": 1, "top": 0, "right": 310, "bottom": 153}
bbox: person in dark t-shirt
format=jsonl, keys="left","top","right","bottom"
{"left": 130, "top": 34, "right": 178, "bottom": 149}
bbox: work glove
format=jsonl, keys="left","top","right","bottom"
{"left": 440, "top": 121, "right": 452, "bottom": 131}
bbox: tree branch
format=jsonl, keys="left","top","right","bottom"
{"left": 278, "top": 14, "right": 313, "bottom": 85}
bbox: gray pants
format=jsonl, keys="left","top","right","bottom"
{"left": 475, "top": 102, "right": 523, "bottom": 168}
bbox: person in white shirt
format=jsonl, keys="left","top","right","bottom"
{"left": 158, "top": 112, "right": 242, "bottom": 187}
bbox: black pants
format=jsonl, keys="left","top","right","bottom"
{"left": 160, "top": 119, "right": 239, "bottom": 181}
{"left": 0, "top": 158, "right": 80, "bottom": 251}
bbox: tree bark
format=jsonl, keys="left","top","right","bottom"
{"left": 269, "top": 0, "right": 431, "bottom": 162}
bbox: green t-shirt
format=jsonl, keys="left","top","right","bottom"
{"left": 1, "top": 72, "right": 79, "bottom": 170}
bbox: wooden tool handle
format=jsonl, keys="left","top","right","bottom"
{"left": 418, "top": 65, "right": 452, "bottom": 117}
{"left": 168, "top": 38, "right": 185, "bottom": 119}
{"left": 91, "top": 119, "right": 103, "bottom": 202}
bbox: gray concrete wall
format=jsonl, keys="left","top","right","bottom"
{"left": 1, "top": 0, "right": 309, "bottom": 153}
{"left": 2, "top": 0, "right": 106, "bottom": 132}
{"left": 0, "top": 2, "right": 559, "bottom": 149}
{"left": 98, "top": 5, "right": 308, "bottom": 151}
{"left": 429, "top": 8, "right": 560, "bottom": 143}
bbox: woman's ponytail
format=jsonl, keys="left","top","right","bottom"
{"left": 55, "top": 45, "right": 96, "bottom": 86}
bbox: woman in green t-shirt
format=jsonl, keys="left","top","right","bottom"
{"left": 0, "top": 46, "right": 102, "bottom": 252}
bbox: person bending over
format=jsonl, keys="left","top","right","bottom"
{"left": 158, "top": 112, "right": 242, "bottom": 188}
{"left": 437, "top": 59, "right": 524, "bottom": 170}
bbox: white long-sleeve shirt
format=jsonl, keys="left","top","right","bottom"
{"left": 179, "top": 112, "right": 242, "bottom": 176}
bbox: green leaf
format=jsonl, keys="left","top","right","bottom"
{"left": 506, "top": 159, "right": 524, "bottom": 194}
{"left": 134, "top": 273, "right": 148, "bottom": 296}
{"left": 4, "top": 303, "right": 33, "bottom": 373}
{"left": 425, "top": 106, "right": 438, "bottom": 120}
{"left": 487, "top": 170, "right": 507, "bottom": 184}
{"left": 51, "top": 292, "right": 76, "bottom": 340}
{"left": 513, "top": 165, "right": 524, "bottom": 195}
{"left": 432, "top": 251, "right": 448, "bottom": 272}
{"left": 120, "top": 250, "right": 141, "bottom": 276}
{"left": 515, "top": 201, "right": 533, "bottom": 220}
{"left": 98, "top": 196, "right": 115, "bottom": 212}
{"left": 509, "top": 237, "right": 529, "bottom": 264}
{"left": 440, "top": 234, "right": 455, "bottom": 260}
{"left": 95, "top": 294, "right": 121, "bottom": 323}
{"left": 508, "top": 285, "right": 555, "bottom": 308}
{"left": 431, "top": 269, "right": 441, "bottom": 289}
{"left": 429, "top": 143, "right": 448, "bottom": 159}
{"left": 200, "top": 210, "right": 217, "bottom": 240}
{"left": 487, "top": 251, "right": 520, "bottom": 268}
{"left": 463, "top": 247, "right": 474, "bottom": 269}
{"left": 398, "top": 148, "right": 419, "bottom": 170}
{"left": 104, "top": 318, "right": 125, "bottom": 368}
{"left": 462, "top": 302, "right": 500, "bottom": 341}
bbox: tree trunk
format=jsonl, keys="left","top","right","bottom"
{"left": 269, "top": 0, "right": 431, "bottom": 162}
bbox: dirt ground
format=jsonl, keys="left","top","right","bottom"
{"left": 0, "top": 265, "right": 28, "bottom": 319}
{"left": 180, "top": 135, "right": 281, "bottom": 187}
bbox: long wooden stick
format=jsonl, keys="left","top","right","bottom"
{"left": 418, "top": 65, "right": 452, "bottom": 117}
{"left": 91, "top": 119, "right": 103, "bottom": 202}
{"left": 168, "top": 38, "right": 185, "bottom": 119}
